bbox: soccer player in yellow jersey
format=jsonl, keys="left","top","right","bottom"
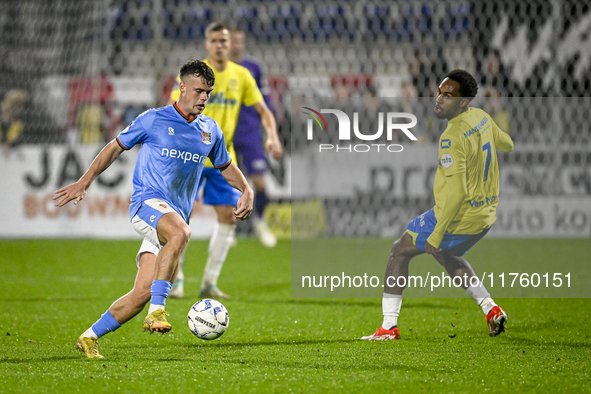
{"left": 168, "top": 22, "right": 282, "bottom": 299}
{"left": 362, "top": 70, "right": 514, "bottom": 341}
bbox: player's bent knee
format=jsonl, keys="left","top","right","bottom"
{"left": 391, "top": 233, "right": 418, "bottom": 257}
{"left": 390, "top": 239, "right": 404, "bottom": 257}
{"left": 215, "top": 206, "right": 236, "bottom": 225}
{"left": 173, "top": 224, "right": 191, "bottom": 246}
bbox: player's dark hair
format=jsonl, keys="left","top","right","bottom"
{"left": 205, "top": 22, "right": 229, "bottom": 38}
{"left": 445, "top": 69, "right": 478, "bottom": 100}
{"left": 179, "top": 60, "right": 215, "bottom": 87}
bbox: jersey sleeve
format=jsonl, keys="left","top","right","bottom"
{"left": 242, "top": 69, "right": 264, "bottom": 107}
{"left": 169, "top": 76, "right": 180, "bottom": 103}
{"left": 492, "top": 118, "right": 514, "bottom": 153}
{"left": 438, "top": 129, "right": 466, "bottom": 176}
{"left": 116, "top": 110, "right": 151, "bottom": 150}
{"left": 209, "top": 122, "right": 232, "bottom": 169}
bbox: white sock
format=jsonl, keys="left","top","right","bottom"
{"left": 200, "top": 222, "right": 235, "bottom": 289}
{"left": 83, "top": 327, "right": 98, "bottom": 339}
{"left": 148, "top": 304, "right": 165, "bottom": 314}
{"left": 466, "top": 282, "right": 496, "bottom": 315}
{"left": 382, "top": 293, "right": 403, "bottom": 329}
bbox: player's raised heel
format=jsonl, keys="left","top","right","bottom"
{"left": 199, "top": 285, "right": 230, "bottom": 300}
{"left": 486, "top": 305, "right": 508, "bottom": 337}
{"left": 143, "top": 310, "right": 172, "bottom": 334}
{"left": 361, "top": 326, "right": 401, "bottom": 341}
{"left": 76, "top": 335, "right": 104, "bottom": 359}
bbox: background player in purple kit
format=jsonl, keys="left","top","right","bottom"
{"left": 229, "top": 28, "right": 283, "bottom": 248}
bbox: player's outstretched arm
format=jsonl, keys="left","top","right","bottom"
{"left": 253, "top": 100, "right": 283, "bottom": 160}
{"left": 220, "top": 162, "right": 254, "bottom": 220}
{"left": 425, "top": 173, "right": 467, "bottom": 254}
{"left": 495, "top": 129, "right": 514, "bottom": 153}
{"left": 53, "top": 139, "right": 124, "bottom": 207}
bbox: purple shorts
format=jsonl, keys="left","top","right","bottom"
{"left": 234, "top": 136, "right": 268, "bottom": 176}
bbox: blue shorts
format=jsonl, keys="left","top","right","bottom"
{"left": 406, "top": 208, "right": 490, "bottom": 256}
{"left": 234, "top": 136, "right": 267, "bottom": 176}
{"left": 198, "top": 167, "right": 241, "bottom": 206}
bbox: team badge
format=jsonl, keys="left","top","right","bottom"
{"left": 440, "top": 139, "right": 451, "bottom": 149}
{"left": 440, "top": 153, "right": 454, "bottom": 168}
{"left": 202, "top": 131, "right": 212, "bottom": 145}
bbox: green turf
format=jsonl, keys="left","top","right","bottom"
{"left": 1, "top": 238, "right": 590, "bottom": 393}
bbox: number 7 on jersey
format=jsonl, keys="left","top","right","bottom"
{"left": 482, "top": 142, "right": 491, "bottom": 182}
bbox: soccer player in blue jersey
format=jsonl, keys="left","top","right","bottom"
{"left": 229, "top": 28, "right": 283, "bottom": 248}
{"left": 54, "top": 60, "right": 253, "bottom": 358}
{"left": 362, "top": 70, "right": 514, "bottom": 341}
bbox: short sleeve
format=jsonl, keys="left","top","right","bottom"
{"left": 209, "top": 122, "right": 232, "bottom": 169}
{"left": 438, "top": 132, "right": 466, "bottom": 176}
{"left": 242, "top": 69, "right": 264, "bottom": 107}
{"left": 116, "top": 110, "right": 150, "bottom": 150}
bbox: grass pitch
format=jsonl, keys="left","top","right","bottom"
{"left": 1, "top": 238, "right": 590, "bottom": 393}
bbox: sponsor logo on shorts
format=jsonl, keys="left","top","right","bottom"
{"left": 253, "top": 159, "right": 267, "bottom": 170}
{"left": 150, "top": 215, "right": 156, "bottom": 222}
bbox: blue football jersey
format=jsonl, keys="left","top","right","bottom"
{"left": 117, "top": 104, "right": 231, "bottom": 223}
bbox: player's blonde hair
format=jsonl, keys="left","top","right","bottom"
{"left": 205, "top": 22, "right": 229, "bottom": 38}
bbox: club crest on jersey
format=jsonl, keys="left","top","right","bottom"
{"left": 202, "top": 131, "right": 212, "bottom": 145}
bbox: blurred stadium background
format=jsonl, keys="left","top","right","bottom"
{"left": 1, "top": 0, "right": 589, "bottom": 239}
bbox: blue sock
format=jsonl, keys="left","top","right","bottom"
{"left": 150, "top": 280, "right": 172, "bottom": 306}
{"left": 91, "top": 310, "right": 122, "bottom": 338}
{"left": 254, "top": 189, "right": 268, "bottom": 219}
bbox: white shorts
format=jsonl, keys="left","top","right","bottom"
{"left": 131, "top": 198, "right": 177, "bottom": 267}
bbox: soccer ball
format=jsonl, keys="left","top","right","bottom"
{"left": 187, "top": 299, "right": 229, "bottom": 340}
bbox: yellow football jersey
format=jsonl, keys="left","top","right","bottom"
{"left": 433, "top": 107, "right": 511, "bottom": 234}
{"left": 170, "top": 60, "right": 263, "bottom": 166}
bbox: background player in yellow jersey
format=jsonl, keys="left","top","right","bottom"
{"left": 362, "top": 69, "right": 514, "bottom": 341}
{"left": 169, "top": 22, "right": 282, "bottom": 299}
